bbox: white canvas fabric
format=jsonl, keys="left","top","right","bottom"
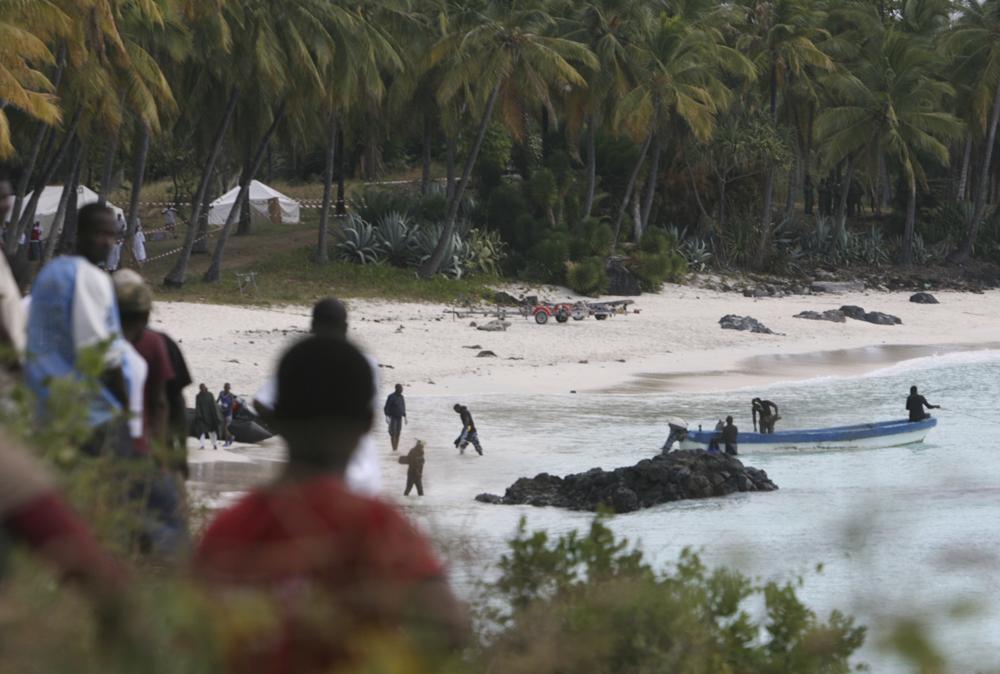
{"left": 4, "top": 186, "right": 125, "bottom": 238}
{"left": 207, "top": 180, "right": 301, "bottom": 226}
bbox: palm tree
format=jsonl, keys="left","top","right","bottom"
{"left": 816, "top": 27, "right": 962, "bottom": 266}
{"left": 418, "top": 0, "right": 596, "bottom": 277}
{"left": 947, "top": 0, "right": 1000, "bottom": 262}
{"left": 202, "top": 0, "right": 339, "bottom": 282}
{"left": 737, "top": 0, "right": 832, "bottom": 267}
{"left": 614, "top": 6, "right": 754, "bottom": 243}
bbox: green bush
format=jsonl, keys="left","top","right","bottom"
{"left": 566, "top": 256, "right": 608, "bottom": 296}
{"left": 528, "top": 230, "right": 571, "bottom": 283}
{"left": 487, "top": 185, "right": 532, "bottom": 246}
{"left": 480, "top": 517, "right": 866, "bottom": 674}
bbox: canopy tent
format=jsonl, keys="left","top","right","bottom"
{"left": 4, "top": 186, "right": 125, "bottom": 238}
{"left": 207, "top": 180, "right": 301, "bottom": 227}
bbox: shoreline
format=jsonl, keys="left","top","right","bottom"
{"left": 152, "top": 286, "right": 1000, "bottom": 404}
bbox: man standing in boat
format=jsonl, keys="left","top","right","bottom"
{"left": 752, "top": 398, "right": 780, "bottom": 434}
{"left": 906, "top": 386, "right": 940, "bottom": 422}
{"left": 722, "top": 416, "right": 738, "bottom": 455}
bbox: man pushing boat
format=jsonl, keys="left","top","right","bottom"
{"left": 752, "top": 398, "right": 780, "bottom": 434}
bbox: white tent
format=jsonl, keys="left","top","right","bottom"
{"left": 207, "top": 180, "right": 301, "bottom": 227}
{"left": 4, "top": 185, "right": 125, "bottom": 238}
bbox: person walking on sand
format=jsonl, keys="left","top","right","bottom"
{"left": 384, "top": 384, "right": 406, "bottom": 451}
{"left": 453, "top": 404, "right": 483, "bottom": 456}
{"left": 195, "top": 384, "right": 222, "bottom": 449}
{"left": 906, "top": 386, "right": 940, "bottom": 422}
{"left": 217, "top": 383, "right": 236, "bottom": 447}
{"left": 399, "top": 440, "right": 425, "bottom": 496}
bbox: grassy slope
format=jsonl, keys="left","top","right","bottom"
{"left": 137, "top": 206, "right": 494, "bottom": 306}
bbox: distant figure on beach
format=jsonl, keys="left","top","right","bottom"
{"left": 106, "top": 238, "right": 122, "bottom": 271}
{"left": 906, "top": 386, "right": 939, "bottom": 422}
{"left": 384, "top": 383, "right": 406, "bottom": 451}
{"left": 453, "top": 404, "right": 483, "bottom": 455}
{"left": 195, "top": 384, "right": 222, "bottom": 449}
{"left": 752, "top": 398, "right": 780, "bottom": 434}
{"left": 132, "top": 224, "right": 147, "bottom": 264}
{"left": 28, "top": 221, "right": 41, "bottom": 261}
{"left": 722, "top": 416, "right": 738, "bottom": 455}
{"left": 399, "top": 440, "right": 425, "bottom": 496}
{"left": 162, "top": 206, "right": 177, "bottom": 235}
{"left": 253, "top": 297, "right": 382, "bottom": 496}
{"left": 194, "top": 336, "right": 467, "bottom": 667}
{"left": 217, "top": 383, "right": 235, "bottom": 447}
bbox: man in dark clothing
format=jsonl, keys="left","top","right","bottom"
{"left": 722, "top": 416, "right": 738, "bottom": 455}
{"left": 195, "top": 384, "right": 222, "bottom": 449}
{"left": 906, "top": 386, "right": 939, "bottom": 422}
{"left": 384, "top": 384, "right": 406, "bottom": 451}
{"left": 453, "top": 404, "right": 483, "bottom": 455}
{"left": 752, "top": 398, "right": 780, "bottom": 434}
{"left": 399, "top": 440, "right": 425, "bottom": 496}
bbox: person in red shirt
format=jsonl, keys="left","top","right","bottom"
{"left": 194, "top": 336, "right": 468, "bottom": 672}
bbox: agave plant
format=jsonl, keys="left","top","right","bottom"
{"left": 337, "top": 215, "right": 383, "bottom": 265}
{"left": 464, "top": 228, "right": 506, "bottom": 276}
{"left": 375, "top": 212, "right": 417, "bottom": 267}
{"left": 680, "top": 238, "right": 712, "bottom": 272}
{"left": 411, "top": 224, "right": 466, "bottom": 278}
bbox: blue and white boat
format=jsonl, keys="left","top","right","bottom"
{"left": 678, "top": 418, "right": 937, "bottom": 452}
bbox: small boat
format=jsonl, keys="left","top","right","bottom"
{"left": 678, "top": 418, "right": 937, "bottom": 452}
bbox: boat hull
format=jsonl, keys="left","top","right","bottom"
{"left": 678, "top": 418, "right": 936, "bottom": 452}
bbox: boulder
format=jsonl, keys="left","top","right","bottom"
{"left": 719, "top": 314, "right": 778, "bottom": 335}
{"left": 863, "top": 311, "right": 902, "bottom": 325}
{"left": 474, "top": 450, "right": 778, "bottom": 513}
{"left": 794, "top": 309, "right": 846, "bottom": 323}
{"left": 811, "top": 280, "right": 865, "bottom": 294}
{"left": 910, "top": 292, "right": 939, "bottom": 304}
{"left": 839, "top": 305, "right": 867, "bottom": 321}
{"left": 606, "top": 258, "right": 643, "bottom": 296}
{"left": 493, "top": 290, "right": 522, "bottom": 306}
{"left": 476, "top": 350, "right": 498, "bottom": 358}
{"left": 477, "top": 320, "right": 510, "bottom": 332}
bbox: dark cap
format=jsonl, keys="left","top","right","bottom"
{"left": 275, "top": 336, "right": 373, "bottom": 423}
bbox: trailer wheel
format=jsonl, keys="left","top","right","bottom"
{"left": 534, "top": 311, "right": 549, "bottom": 325}
{"left": 595, "top": 314, "right": 608, "bottom": 320}
{"left": 555, "top": 311, "right": 569, "bottom": 323}
{"left": 571, "top": 304, "right": 588, "bottom": 321}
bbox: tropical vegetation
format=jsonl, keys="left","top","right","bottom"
{"left": 1, "top": 0, "right": 999, "bottom": 291}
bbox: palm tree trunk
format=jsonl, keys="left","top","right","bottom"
{"left": 13, "top": 111, "right": 82, "bottom": 253}
{"left": 124, "top": 123, "right": 150, "bottom": 262}
{"left": 204, "top": 100, "right": 287, "bottom": 282}
{"left": 419, "top": 82, "right": 501, "bottom": 278}
{"left": 953, "top": 80, "right": 1000, "bottom": 263}
{"left": 192, "top": 187, "right": 213, "bottom": 254}
{"left": 582, "top": 117, "right": 597, "bottom": 220}
{"left": 445, "top": 134, "right": 457, "bottom": 202}
{"left": 44, "top": 139, "right": 84, "bottom": 263}
{"left": 901, "top": 174, "right": 917, "bottom": 266}
{"left": 10, "top": 124, "right": 51, "bottom": 237}
{"left": 335, "top": 126, "right": 346, "bottom": 215}
{"left": 315, "top": 113, "right": 338, "bottom": 264}
{"left": 164, "top": 86, "right": 240, "bottom": 287}
{"left": 957, "top": 136, "right": 972, "bottom": 200}
{"left": 834, "top": 155, "right": 856, "bottom": 244}
{"left": 421, "top": 116, "right": 432, "bottom": 195}
{"left": 755, "top": 62, "right": 780, "bottom": 269}
{"left": 52, "top": 140, "right": 85, "bottom": 258}
{"left": 631, "top": 190, "right": 643, "bottom": 243}
{"left": 640, "top": 132, "right": 662, "bottom": 233}
{"left": 612, "top": 130, "right": 653, "bottom": 248}
{"left": 98, "top": 131, "right": 121, "bottom": 206}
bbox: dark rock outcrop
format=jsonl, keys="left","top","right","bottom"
{"left": 838, "top": 305, "right": 902, "bottom": 325}
{"left": 720, "top": 314, "right": 779, "bottom": 335}
{"left": 910, "top": 292, "right": 939, "bottom": 304}
{"left": 839, "top": 305, "right": 867, "bottom": 320}
{"left": 795, "top": 309, "right": 846, "bottom": 323}
{"left": 811, "top": 280, "right": 866, "bottom": 294}
{"left": 475, "top": 450, "right": 778, "bottom": 513}
{"left": 606, "top": 258, "right": 643, "bottom": 296}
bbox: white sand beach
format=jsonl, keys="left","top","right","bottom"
{"left": 152, "top": 285, "right": 1000, "bottom": 404}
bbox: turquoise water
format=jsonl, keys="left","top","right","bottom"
{"left": 392, "top": 351, "right": 1000, "bottom": 673}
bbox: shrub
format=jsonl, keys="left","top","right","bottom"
{"left": 374, "top": 212, "right": 417, "bottom": 267}
{"left": 567, "top": 256, "right": 608, "bottom": 296}
{"left": 480, "top": 517, "right": 866, "bottom": 674}
{"left": 529, "top": 231, "right": 571, "bottom": 283}
{"left": 337, "top": 215, "right": 382, "bottom": 265}
{"left": 487, "top": 185, "right": 532, "bottom": 247}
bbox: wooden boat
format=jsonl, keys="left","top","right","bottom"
{"left": 677, "top": 418, "right": 937, "bottom": 452}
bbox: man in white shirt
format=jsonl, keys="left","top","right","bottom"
{"left": 26, "top": 203, "right": 134, "bottom": 455}
{"left": 0, "top": 169, "right": 26, "bottom": 366}
{"left": 254, "top": 298, "right": 382, "bottom": 496}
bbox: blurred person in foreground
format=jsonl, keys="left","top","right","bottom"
{"left": 113, "top": 270, "right": 189, "bottom": 558}
{"left": 0, "top": 167, "right": 26, "bottom": 370}
{"left": 254, "top": 297, "right": 381, "bottom": 495}
{"left": 195, "top": 336, "right": 467, "bottom": 673}
{"left": 26, "top": 203, "right": 135, "bottom": 456}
